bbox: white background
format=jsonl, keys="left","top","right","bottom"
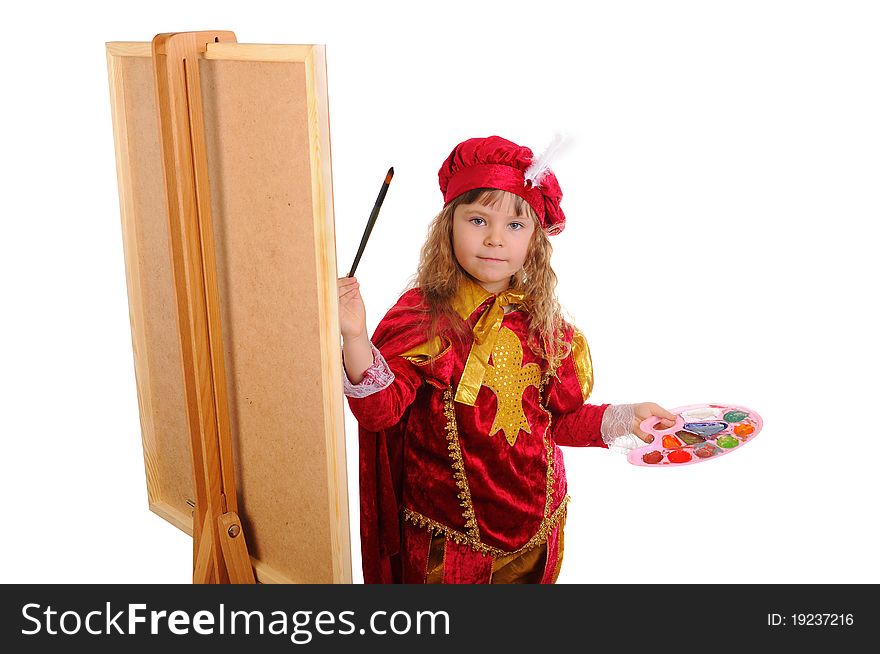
{"left": 2, "top": 0, "right": 878, "bottom": 584}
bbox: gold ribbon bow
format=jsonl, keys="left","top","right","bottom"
{"left": 453, "top": 285, "right": 526, "bottom": 406}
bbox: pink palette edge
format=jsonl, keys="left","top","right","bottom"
{"left": 627, "top": 403, "right": 763, "bottom": 468}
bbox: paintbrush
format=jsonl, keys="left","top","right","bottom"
{"left": 348, "top": 167, "right": 394, "bottom": 278}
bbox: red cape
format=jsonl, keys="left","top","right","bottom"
{"left": 356, "top": 288, "right": 457, "bottom": 583}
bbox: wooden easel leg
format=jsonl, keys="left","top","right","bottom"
{"left": 193, "top": 511, "right": 218, "bottom": 584}
{"left": 218, "top": 512, "right": 256, "bottom": 584}
{"left": 151, "top": 30, "right": 256, "bottom": 585}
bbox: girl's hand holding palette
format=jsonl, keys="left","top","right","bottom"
{"left": 628, "top": 403, "right": 762, "bottom": 467}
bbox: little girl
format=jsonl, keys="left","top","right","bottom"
{"left": 338, "top": 135, "right": 675, "bottom": 584}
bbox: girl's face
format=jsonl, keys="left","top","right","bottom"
{"left": 452, "top": 193, "right": 535, "bottom": 294}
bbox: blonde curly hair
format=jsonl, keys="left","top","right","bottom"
{"left": 403, "top": 188, "right": 573, "bottom": 374}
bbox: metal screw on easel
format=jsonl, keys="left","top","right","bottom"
{"left": 227, "top": 524, "right": 241, "bottom": 538}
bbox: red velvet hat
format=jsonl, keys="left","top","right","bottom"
{"left": 438, "top": 135, "right": 566, "bottom": 235}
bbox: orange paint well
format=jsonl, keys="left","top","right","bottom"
{"left": 662, "top": 435, "right": 683, "bottom": 449}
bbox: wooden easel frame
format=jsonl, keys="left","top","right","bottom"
{"left": 107, "top": 32, "right": 351, "bottom": 584}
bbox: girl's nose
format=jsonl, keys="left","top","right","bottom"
{"left": 484, "top": 228, "right": 503, "bottom": 246}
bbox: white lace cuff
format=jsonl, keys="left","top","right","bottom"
{"left": 342, "top": 342, "right": 395, "bottom": 398}
{"left": 600, "top": 403, "right": 642, "bottom": 454}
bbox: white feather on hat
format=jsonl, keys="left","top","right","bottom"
{"left": 523, "top": 132, "right": 570, "bottom": 188}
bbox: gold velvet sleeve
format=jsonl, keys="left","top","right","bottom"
{"left": 400, "top": 335, "right": 451, "bottom": 366}
{"left": 570, "top": 328, "right": 594, "bottom": 403}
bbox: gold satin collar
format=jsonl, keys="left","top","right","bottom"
{"left": 452, "top": 277, "right": 526, "bottom": 406}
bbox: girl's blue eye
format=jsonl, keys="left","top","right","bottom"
{"left": 470, "top": 217, "right": 486, "bottom": 225}
{"left": 509, "top": 222, "right": 523, "bottom": 230}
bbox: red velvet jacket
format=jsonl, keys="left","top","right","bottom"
{"left": 348, "top": 279, "right": 609, "bottom": 583}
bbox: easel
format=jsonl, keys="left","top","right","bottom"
{"left": 151, "top": 30, "right": 254, "bottom": 584}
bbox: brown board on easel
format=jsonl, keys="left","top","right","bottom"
{"left": 106, "top": 40, "right": 351, "bottom": 583}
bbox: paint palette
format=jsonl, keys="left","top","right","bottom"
{"left": 627, "top": 403, "right": 763, "bottom": 467}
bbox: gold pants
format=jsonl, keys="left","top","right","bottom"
{"left": 424, "top": 525, "right": 565, "bottom": 584}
